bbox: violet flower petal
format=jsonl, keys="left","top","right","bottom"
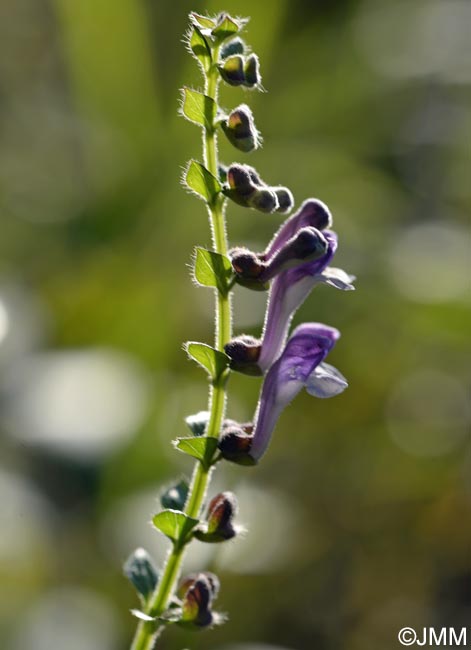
{"left": 305, "top": 362, "right": 348, "bottom": 398}
{"left": 249, "top": 323, "right": 340, "bottom": 462}
{"left": 314, "top": 267, "right": 356, "bottom": 291}
{"left": 258, "top": 231, "right": 338, "bottom": 372}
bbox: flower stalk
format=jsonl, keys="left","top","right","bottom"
{"left": 126, "top": 11, "right": 354, "bottom": 650}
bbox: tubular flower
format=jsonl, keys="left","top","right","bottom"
{"left": 257, "top": 199, "right": 355, "bottom": 372}
{"left": 219, "top": 323, "right": 348, "bottom": 464}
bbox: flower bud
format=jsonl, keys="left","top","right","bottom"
{"left": 246, "top": 165, "right": 262, "bottom": 185}
{"left": 177, "top": 571, "right": 220, "bottom": 600}
{"left": 307, "top": 200, "right": 332, "bottom": 230}
{"left": 225, "top": 164, "right": 258, "bottom": 207}
{"left": 218, "top": 425, "right": 256, "bottom": 465}
{"left": 123, "top": 548, "right": 158, "bottom": 603}
{"left": 180, "top": 573, "right": 214, "bottom": 627}
{"left": 224, "top": 334, "right": 262, "bottom": 375}
{"left": 225, "top": 164, "right": 293, "bottom": 215}
{"left": 248, "top": 188, "right": 279, "bottom": 213}
{"left": 219, "top": 55, "right": 245, "bottom": 86}
{"left": 273, "top": 186, "right": 294, "bottom": 213}
{"left": 230, "top": 248, "right": 265, "bottom": 279}
{"left": 244, "top": 53, "right": 261, "bottom": 87}
{"left": 220, "top": 37, "right": 245, "bottom": 59}
{"left": 185, "top": 410, "right": 209, "bottom": 436}
{"left": 222, "top": 104, "right": 260, "bottom": 152}
{"left": 227, "top": 164, "right": 255, "bottom": 194}
{"left": 259, "top": 227, "right": 328, "bottom": 282}
{"left": 195, "top": 492, "right": 238, "bottom": 542}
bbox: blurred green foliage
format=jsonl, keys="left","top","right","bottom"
{"left": 0, "top": 1, "right": 469, "bottom": 649}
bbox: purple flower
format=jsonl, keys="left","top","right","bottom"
{"left": 219, "top": 323, "right": 348, "bottom": 464}
{"left": 258, "top": 199, "right": 355, "bottom": 372}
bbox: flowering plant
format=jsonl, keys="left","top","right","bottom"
{"left": 127, "top": 12, "right": 354, "bottom": 649}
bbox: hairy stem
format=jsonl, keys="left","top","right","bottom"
{"left": 130, "top": 54, "right": 231, "bottom": 650}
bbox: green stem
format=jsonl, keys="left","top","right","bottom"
{"left": 130, "top": 52, "right": 231, "bottom": 650}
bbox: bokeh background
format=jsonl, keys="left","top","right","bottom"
{"left": 1, "top": 1, "right": 470, "bottom": 649}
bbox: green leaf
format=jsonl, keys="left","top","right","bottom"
{"left": 174, "top": 436, "right": 219, "bottom": 469}
{"left": 186, "top": 341, "right": 230, "bottom": 381}
{"left": 181, "top": 88, "right": 217, "bottom": 130}
{"left": 123, "top": 548, "right": 158, "bottom": 604}
{"left": 152, "top": 510, "right": 199, "bottom": 545}
{"left": 189, "top": 26, "right": 212, "bottom": 71}
{"left": 190, "top": 12, "right": 216, "bottom": 29}
{"left": 160, "top": 479, "right": 189, "bottom": 510}
{"left": 194, "top": 247, "right": 233, "bottom": 295}
{"left": 184, "top": 160, "right": 221, "bottom": 204}
{"left": 212, "top": 15, "right": 240, "bottom": 42}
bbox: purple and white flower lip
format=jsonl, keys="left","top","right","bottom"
{"left": 219, "top": 323, "right": 348, "bottom": 464}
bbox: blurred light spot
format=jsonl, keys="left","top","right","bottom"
{"left": 1, "top": 348, "right": 150, "bottom": 460}
{"left": 0, "top": 468, "right": 52, "bottom": 568}
{"left": 0, "top": 285, "right": 48, "bottom": 364}
{"left": 388, "top": 222, "right": 469, "bottom": 303}
{"left": 6, "top": 587, "right": 120, "bottom": 650}
{"left": 387, "top": 369, "right": 470, "bottom": 457}
{"left": 216, "top": 482, "right": 303, "bottom": 575}
{"left": 0, "top": 300, "right": 9, "bottom": 344}
{"left": 101, "top": 488, "right": 213, "bottom": 573}
{"left": 354, "top": 0, "right": 471, "bottom": 83}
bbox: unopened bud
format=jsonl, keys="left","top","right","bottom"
{"left": 123, "top": 548, "right": 158, "bottom": 603}
{"left": 219, "top": 55, "right": 245, "bottom": 86}
{"left": 220, "top": 37, "right": 245, "bottom": 59}
{"left": 225, "top": 164, "right": 292, "bottom": 215}
{"left": 195, "top": 492, "right": 238, "bottom": 543}
{"left": 227, "top": 164, "right": 255, "bottom": 194}
{"left": 207, "top": 492, "right": 237, "bottom": 536}
{"left": 303, "top": 199, "right": 333, "bottom": 230}
{"left": 259, "top": 227, "right": 328, "bottom": 281}
{"left": 274, "top": 187, "right": 294, "bottom": 213}
{"left": 185, "top": 410, "right": 209, "bottom": 436}
{"left": 230, "top": 248, "right": 265, "bottom": 279}
{"left": 311, "top": 200, "right": 332, "bottom": 230}
{"left": 248, "top": 188, "right": 279, "bottom": 213}
{"left": 160, "top": 478, "right": 189, "bottom": 510}
{"left": 246, "top": 165, "right": 262, "bottom": 185}
{"left": 244, "top": 53, "right": 261, "bottom": 87}
{"left": 225, "top": 164, "right": 258, "bottom": 207}
{"left": 222, "top": 104, "right": 260, "bottom": 152}
{"left": 181, "top": 574, "right": 213, "bottom": 627}
{"left": 224, "top": 334, "right": 262, "bottom": 375}
{"left": 218, "top": 426, "right": 256, "bottom": 465}
{"left": 290, "top": 226, "right": 328, "bottom": 259}
{"left": 178, "top": 571, "right": 220, "bottom": 600}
